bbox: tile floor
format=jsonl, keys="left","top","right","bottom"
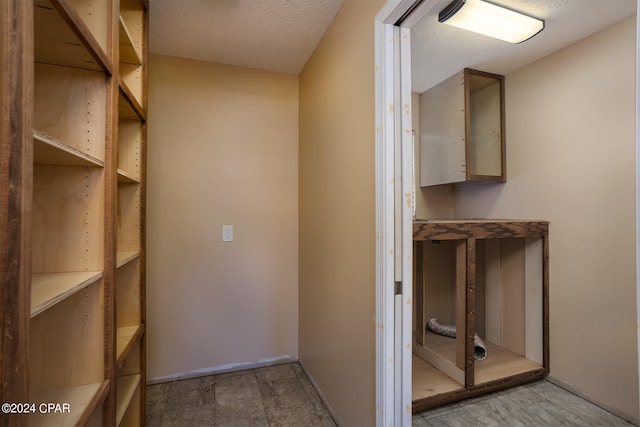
{"left": 413, "top": 380, "right": 634, "bottom": 427}
{"left": 146, "top": 362, "right": 634, "bottom": 427}
{"left": 145, "top": 362, "right": 336, "bottom": 427}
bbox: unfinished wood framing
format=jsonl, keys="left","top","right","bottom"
{"left": 412, "top": 219, "right": 549, "bottom": 412}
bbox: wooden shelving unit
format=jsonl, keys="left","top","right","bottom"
{"left": 412, "top": 219, "right": 549, "bottom": 412}
{"left": 1, "top": 0, "right": 148, "bottom": 425}
{"left": 30, "top": 381, "right": 109, "bottom": 427}
{"left": 115, "top": 1, "right": 148, "bottom": 425}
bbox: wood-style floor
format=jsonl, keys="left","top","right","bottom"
{"left": 413, "top": 379, "right": 634, "bottom": 427}
{"left": 145, "top": 362, "right": 633, "bottom": 427}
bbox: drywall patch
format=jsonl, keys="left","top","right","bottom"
{"left": 146, "top": 355, "right": 296, "bottom": 385}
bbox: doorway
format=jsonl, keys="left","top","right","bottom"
{"left": 375, "top": 0, "right": 640, "bottom": 425}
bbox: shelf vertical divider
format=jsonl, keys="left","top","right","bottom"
{"left": 0, "top": 2, "right": 34, "bottom": 425}
{"left": 104, "top": 0, "right": 121, "bottom": 425}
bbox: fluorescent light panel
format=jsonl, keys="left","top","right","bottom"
{"left": 439, "top": 0, "right": 544, "bottom": 44}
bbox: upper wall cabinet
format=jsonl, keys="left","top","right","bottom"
{"left": 419, "top": 68, "right": 505, "bottom": 187}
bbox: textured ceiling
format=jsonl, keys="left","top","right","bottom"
{"left": 411, "top": 0, "right": 637, "bottom": 93}
{"left": 148, "top": 0, "right": 636, "bottom": 84}
{"left": 149, "top": 0, "right": 344, "bottom": 74}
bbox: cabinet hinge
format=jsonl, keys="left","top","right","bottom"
{"left": 394, "top": 281, "right": 402, "bottom": 295}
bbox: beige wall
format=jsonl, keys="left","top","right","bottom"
{"left": 146, "top": 55, "right": 299, "bottom": 380}
{"left": 417, "top": 17, "right": 638, "bottom": 421}
{"left": 298, "top": 0, "right": 385, "bottom": 425}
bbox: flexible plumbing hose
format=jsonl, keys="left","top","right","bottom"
{"left": 426, "top": 317, "right": 487, "bottom": 361}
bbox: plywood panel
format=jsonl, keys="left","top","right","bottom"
{"left": 119, "top": 2, "right": 144, "bottom": 106}
{"left": 31, "top": 271, "right": 103, "bottom": 317}
{"left": 30, "top": 279, "right": 104, "bottom": 393}
{"left": 117, "top": 182, "right": 140, "bottom": 252}
{"left": 414, "top": 241, "right": 425, "bottom": 345}
{"left": 84, "top": 400, "right": 106, "bottom": 427}
{"left": 475, "top": 341, "right": 542, "bottom": 385}
{"left": 416, "top": 333, "right": 542, "bottom": 387}
{"left": 33, "top": 63, "right": 107, "bottom": 161}
{"left": 121, "top": 65, "right": 143, "bottom": 107}
{"left": 65, "top": 0, "right": 109, "bottom": 53}
{"left": 116, "top": 375, "right": 141, "bottom": 426}
{"left": 119, "top": 2, "right": 144, "bottom": 64}
{"left": 500, "top": 238, "right": 526, "bottom": 355}
{"left": 455, "top": 240, "right": 466, "bottom": 371}
{"left": 119, "top": 385, "right": 141, "bottom": 427}
{"left": 116, "top": 258, "right": 141, "bottom": 327}
{"left": 116, "top": 251, "right": 139, "bottom": 268}
{"left": 120, "top": 340, "right": 141, "bottom": 376}
{"left": 415, "top": 333, "right": 464, "bottom": 385}
{"left": 118, "top": 88, "right": 144, "bottom": 121}
{"left": 117, "top": 324, "right": 143, "bottom": 368}
{"left": 412, "top": 354, "right": 463, "bottom": 401}
{"left": 118, "top": 119, "right": 141, "bottom": 181}
{"left": 468, "top": 80, "right": 502, "bottom": 177}
{"left": 33, "top": 129, "right": 103, "bottom": 167}
{"left": 119, "top": 16, "right": 142, "bottom": 65}
{"left": 30, "top": 381, "right": 104, "bottom": 427}
{"left": 474, "top": 240, "right": 486, "bottom": 338}
{"left": 484, "top": 239, "right": 501, "bottom": 344}
{"left": 424, "top": 240, "right": 455, "bottom": 324}
{"left": 525, "top": 237, "right": 544, "bottom": 364}
{"left": 33, "top": 0, "right": 109, "bottom": 72}
{"left": 32, "top": 165, "right": 104, "bottom": 273}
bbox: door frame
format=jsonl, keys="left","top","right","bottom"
{"left": 374, "top": 1, "right": 439, "bottom": 426}
{"left": 376, "top": 1, "right": 640, "bottom": 426}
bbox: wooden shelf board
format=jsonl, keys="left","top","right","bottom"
{"left": 33, "top": 129, "right": 104, "bottom": 167}
{"left": 116, "top": 324, "right": 144, "bottom": 368}
{"left": 116, "top": 374, "right": 141, "bottom": 426}
{"left": 117, "top": 251, "right": 140, "bottom": 268}
{"left": 423, "top": 331, "right": 458, "bottom": 362}
{"left": 119, "top": 84, "right": 145, "bottom": 121}
{"left": 412, "top": 353, "right": 463, "bottom": 401}
{"left": 414, "top": 334, "right": 464, "bottom": 385}
{"left": 119, "top": 16, "right": 143, "bottom": 65}
{"left": 117, "top": 168, "right": 139, "bottom": 184}
{"left": 31, "top": 271, "right": 103, "bottom": 317}
{"left": 475, "top": 341, "right": 542, "bottom": 385}
{"left": 29, "top": 381, "right": 104, "bottom": 427}
{"left": 414, "top": 333, "right": 543, "bottom": 387}
{"left": 34, "top": 0, "right": 112, "bottom": 73}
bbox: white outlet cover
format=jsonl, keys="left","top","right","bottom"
{"left": 222, "top": 225, "right": 233, "bottom": 242}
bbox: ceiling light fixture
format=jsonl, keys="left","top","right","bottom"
{"left": 439, "top": 0, "right": 544, "bottom": 44}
